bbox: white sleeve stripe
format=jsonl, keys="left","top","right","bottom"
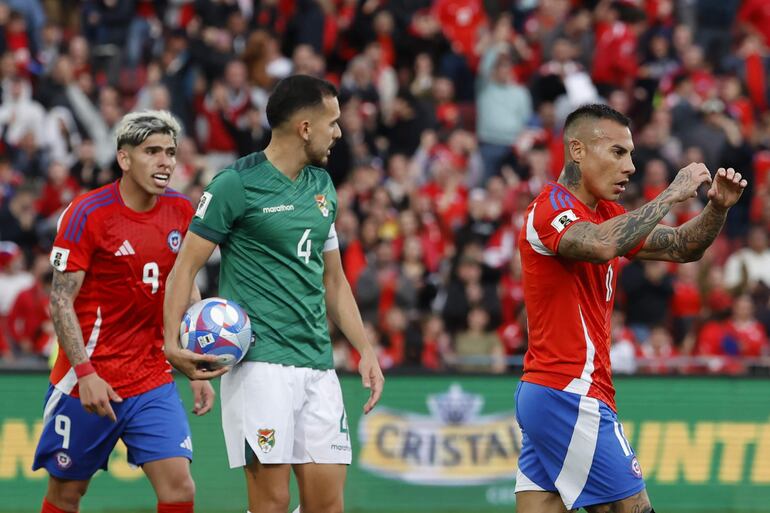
{"left": 323, "top": 222, "right": 339, "bottom": 252}
{"left": 525, "top": 203, "right": 555, "bottom": 256}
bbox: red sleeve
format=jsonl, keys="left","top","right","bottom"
{"left": 527, "top": 199, "right": 587, "bottom": 255}
{"left": 49, "top": 200, "right": 97, "bottom": 273}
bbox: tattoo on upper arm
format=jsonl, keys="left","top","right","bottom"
{"left": 50, "top": 271, "right": 88, "bottom": 365}
{"left": 558, "top": 222, "right": 604, "bottom": 262}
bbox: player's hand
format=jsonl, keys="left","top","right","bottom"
{"left": 190, "top": 380, "right": 215, "bottom": 416}
{"left": 707, "top": 167, "right": 747, "bottom": 210}
{"left": 667, "top": 162, "right": 712, "bottom": 203}
{"left": 359, "top": 349, "right": 384, "bottom": 414}
{"left": 165, "top": 346, "right": 229, "bottom": 380}
{"left": 78, "top": 373, "right": 123, "bottom": 422}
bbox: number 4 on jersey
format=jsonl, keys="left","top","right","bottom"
{"left": 297, "top": 229, "right": 311, "bottom": 264}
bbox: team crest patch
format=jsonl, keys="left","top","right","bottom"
{"left": 550, "top": 209, "right": 578, "bottom": 233}
{"left": 55, "top": 451, "right": 72, "bottom": 470}
{"left": 257, "top": 429, "right": 276, "bottom": 453}
{"left": 315, "top": 194, "right": 329, "bottom": 217}
{"left": 167, "top": 230, "right": 182, "bottom": 253}
{"left": 631, "top": 456, "right": 643, "bottom": 478}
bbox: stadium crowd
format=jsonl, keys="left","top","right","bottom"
{"left": 0, "top": 0, "right": 769, "bottom": 375}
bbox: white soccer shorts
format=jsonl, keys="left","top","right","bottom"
{"left": 220, "top": 361, "right": 352, "bottom": 467}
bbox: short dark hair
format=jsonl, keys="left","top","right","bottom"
{"left": 564, "top": 104, "right": 630, "bottom": 135}
{"left": 266, "top": 75, "right": 338, "bottom": 129}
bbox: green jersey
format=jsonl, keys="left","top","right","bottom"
{"left": 189, "top": 152, "right": 338, "bottom": 369}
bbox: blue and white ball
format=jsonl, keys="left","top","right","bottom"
{"left": 179, "top": 297, "right": 252, "bottom": 367}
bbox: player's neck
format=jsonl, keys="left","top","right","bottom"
{"left": 118, "top": 177, "right": 157, "bottom": 212}
{"left": 264, "top": 139, "right": 307, "bottom": 182}
{"left": 556, "top": 176, "right": 598, "bottom": 210}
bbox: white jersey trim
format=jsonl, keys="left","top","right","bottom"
{"left": 526, "top": 203, "right": 555, "bottom": 256}
{"left": 56, "top": 306, "right": 102, "bottom": 395}
{"left": 554, "top": 396, "right": 601, "bottom": 509}
{"left": 563, "top": 305, "right": 596, "bottom": 395}
{"left": 323, "top": 223, "right": 339, "bottom": 252}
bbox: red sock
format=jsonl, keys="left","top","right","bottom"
{"left": 158, "top": 502, "right": 194, "bottom": 513}
{"left": 41, "top": 498, "right": 75, "bottom": 513}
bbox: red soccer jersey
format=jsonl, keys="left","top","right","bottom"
{"left": 518, "top": 182, "right": 644, "bottom": 411}
{"left": 48, "top": 181, "right": 193, "bottom": 398}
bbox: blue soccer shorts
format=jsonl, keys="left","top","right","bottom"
{"left": 33, "top": 382, "right": 193, "bottom": 480}
{"left": 514, "top": 381, "right": 645, "bottom": 510}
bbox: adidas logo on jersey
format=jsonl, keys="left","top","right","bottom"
{"left": 179, "top": 436, "right": 193, "bottom": 451}
{"left": 114, "top": 240, "right": 135, "bottom": 256}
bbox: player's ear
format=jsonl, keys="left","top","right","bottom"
{"left": 116, "top": 148, "right": 131, "bottom": 172}
{"left": 298, "top": 119, "right": 311, "bottom": 142}
{"left": 568, "top": 137, "right": 584, "bottom": 163}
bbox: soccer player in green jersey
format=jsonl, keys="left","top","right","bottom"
{"left": 163, "top": 75, "right": 384, "bottom": 513}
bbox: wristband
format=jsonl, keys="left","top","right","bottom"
{"left": 74, "top": 361, "right": 96, "bottom": 378}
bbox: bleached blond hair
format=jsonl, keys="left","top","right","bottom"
{"left": 115, "top": 110, "right": 181, "bottom": 150}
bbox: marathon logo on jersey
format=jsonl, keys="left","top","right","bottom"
{"left": 167, "top": 230, "right": 182, "bottom": 253}
{"left": 50, "top": 246, "right": 70, "bottom": 272}
{"left": 195, "top": 192, "right": 212, "bottom": 219}
{"left": 550, "top": 209, "right": 578, "bottom": 233}
{"left": 55, "top": 451, "right": 72, "bottom": 470}
{"left": 257, "top": 429, "right": 276, "bottom": 453}
{"left": 315, "top": 194, "right": 329, "bottom": 217}
{"left": 261, "top": 204, "right": 295, "bottom": 214}
{"left": 358, "top": 384, "right": 521, "bottom": 485}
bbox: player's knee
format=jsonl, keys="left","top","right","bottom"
{"left": 300, "top": 494, "right": 343, "bottom": 513}
{"left": 257, "top": 487, "right": 290, "bottom": 512}
{"left": 47, "top": 480, "right": 89, "bottom": 511}
{"left": 160, "top": 474, "right": 195, "bottom": 502}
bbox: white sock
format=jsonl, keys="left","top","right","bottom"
{"left": 291, "top": 507, "right": 300, "bottom": 513}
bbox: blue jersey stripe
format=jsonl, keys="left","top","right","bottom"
{"left": 556, "top": 191, "right": 567, "bottom": 209}
{"left": 69, "top": 198, "right": 116, "bottom": 242}
{"left": 63, "top": 189, "right": 113, "bottom": 241}
{"left": 549, "top": 188, "right": 559, "bottom": 210}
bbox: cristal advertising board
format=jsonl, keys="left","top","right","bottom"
{"left": 1, "top": 374, "right": 769, "bottom": 512}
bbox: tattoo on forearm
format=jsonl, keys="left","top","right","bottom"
{"left": 50, "top": 272, "right": 88, "bottom": 365}
{"left": 644, "top": 203, "right": 727, "bottom": 261}
{"left": 560, "top": 191, "right": 675, "bottom": 261}
{"left": 563, "top": 161, "right": 582, "bottom": 190}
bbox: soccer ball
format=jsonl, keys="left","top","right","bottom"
{"left": 179, "top": 297, "right": 252, "bottom": 367}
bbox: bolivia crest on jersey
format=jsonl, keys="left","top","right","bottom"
{"left": 315, "top": 194, "right": 329, "bottom": 217}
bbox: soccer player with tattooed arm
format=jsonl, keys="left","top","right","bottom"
{"left": 516, "top": 104, "right": 747, "bottom": 513}
{"left": 33, "top": 111, "right": 220, "bottom": 513}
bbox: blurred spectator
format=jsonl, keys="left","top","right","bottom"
{"left": 453, "top": 305, "right": 505, "bottom": 374}
{"left": 0, "top": 241, "right": 33, "bottom": 360}
{"left": 610, "top": 310, "right": 638, "bottom": 375}
{"left": 724, "top": 225, "right": 770, "bottom": 293}
{"left": 356, "top": 238, "right": 416, "bottom": 327}
{"left": 639, "top": 325, "right": 679, "bottom": 374}
{"left": 8, "top": 252, "right": 53, "bottom": 358}
{"left": 620, "top": 260, "right": 674, "bottom": 343}
{"left": 476, "top": 40, "right": 532, "bottom": 181}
